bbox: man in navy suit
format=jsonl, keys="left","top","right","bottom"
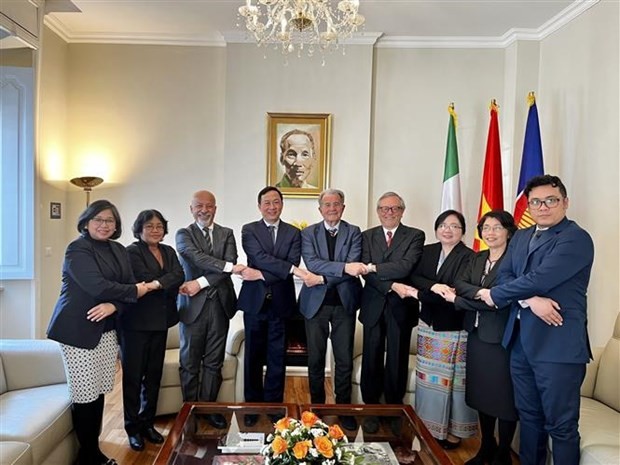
{"left": 176, "top": 190, "right": 245, "bottom": 429}
{"left": 238, "top": 186, "right": 320, "bottom": 424}
{"left": 479, "top": 175, "right": 594, "bottom": 465}
{"left": 299, "top": 189, "right": 366, "bottom": 430}
{"left": 360, "top": 192, "right": 425, "bottom": 432}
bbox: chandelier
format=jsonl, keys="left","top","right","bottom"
{"left": 238, "top": 0, "right": 365, "bottom": 57}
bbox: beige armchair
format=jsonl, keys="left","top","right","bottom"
{"left": 156, "top": 312, "right": 246, "bottom": 416}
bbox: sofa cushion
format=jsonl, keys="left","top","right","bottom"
{"left": 0, "top": 384, "right": 72, "bottom": 464}
{"left": 592, "top": 337, "right": 620, "bottom": 412}
{"left": 579, "top": 397, "right": 620, "bottom": 452}
{"left": 166, "top": 325, "right": 180, "bottom": 350}
{"left": 160, "top": 348, "right": 180, "bottom": 388}
{"left": 0, "top": 442, "right": 31, "bottom": 465}
{"left": 0, "top": 340, "right": 67, "bottom": 390}
{"left": 580, "top": 444, "right": 620, "bottom": 465}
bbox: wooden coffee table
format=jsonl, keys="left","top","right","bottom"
{"left": 154, "top": 402, "right": 450, "bottom": 465}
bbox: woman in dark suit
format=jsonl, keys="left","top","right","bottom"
{"left": 47, "top": 200, "right": 150, "bottom": 465}
{"left": 120, "top": 209, "right": 184, "bottom": 451}
{"left": 409, "top": 210, "right": 477, "bottom": 449}
{"left": 442, "top": 211, "right": 518, "bottom": 465}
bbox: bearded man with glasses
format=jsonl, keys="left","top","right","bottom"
{"left": 478, "top": 174, "right": 595, "bottom": 465}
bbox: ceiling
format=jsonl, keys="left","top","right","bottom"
{"left": 44, "top": 0, "right": 595, "bottom": 48}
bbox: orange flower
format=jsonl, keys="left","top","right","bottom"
{"left": 314, "top": 436, "right": 334, "bottom": 458}
{"left": 301, "top": 411, "right": 319, "bottom": 428}
{"left": 275, "top": 417, "right": 292, "bottom": 431}
{"left": 292, "top": 440, "right": 312, "bottom": 459}
{"left": 271, "top": 436, "right": 288, "bottom": 456}
{"left": 328, "top": 424, "right": 344, "bottom": 440}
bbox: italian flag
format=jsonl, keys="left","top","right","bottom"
{"left": 441, "top": 103, "right": 463, "bottom": 213}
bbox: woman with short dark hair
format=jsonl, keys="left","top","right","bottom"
{"left": 47, "top": 200, "right": 150, "bottom": 465}
{"left": 442, "top": 211, "right": 518, "bottom": 465}
{"left": 119, "top": 209, "right": 184, "bottom": 451}
{"left": 409, "top": 209, "right": 477, "bottom": 449}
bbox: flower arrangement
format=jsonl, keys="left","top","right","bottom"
{"left": 262, "top": 411, "right": 359, "bottom": 465}
{"left": 291, "top": 220, "right": 309, "bottom": 230}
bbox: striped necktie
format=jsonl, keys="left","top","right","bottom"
{"left": 203, "top": 227, "right": 213, "bottom": 255}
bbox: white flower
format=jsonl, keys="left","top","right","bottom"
{"left": 310, "top": 428, "right": 324, "bottom": 438}
{"left": 309, "top": 448, "right": 319, "bottom": 458}
{"left": 266, "top": 433, "right": 274, "bottom": 442}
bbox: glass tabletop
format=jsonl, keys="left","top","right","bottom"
{"left": 301, "top": 404, "right": 452, "bottom": 465}
{"left": 154, "top": 402, "right": 299, "bottom": 465}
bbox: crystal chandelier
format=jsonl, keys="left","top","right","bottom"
{"left": 238, "top": 0, "right": 365, "bottom": 57}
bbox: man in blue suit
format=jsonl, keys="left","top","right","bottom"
{"left": 299, "top": 189, "right": 367, "bottom": 430}
{"left": 238, "top": 186, "right": 320, "bottom": 425}
{"left": 479, "top": 175, "right": 594, "bottom": 465}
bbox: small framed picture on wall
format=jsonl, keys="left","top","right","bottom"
{"left": 50, "top": 202, "right": 62, "bottom": 219}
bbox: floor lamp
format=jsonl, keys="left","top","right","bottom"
{"left": 70, "top": 176, "right": 104, "bottom": 207}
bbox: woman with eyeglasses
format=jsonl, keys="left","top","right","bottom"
{"left": 408, "top": 210, "right": 477, "bottom": 450}
{"left": 119, "top": 209, "right": 184, "bottom": 452}
{"left": 441, "top": 211, "right": 518, "bottom": 465}
{"left": 48, "top": 200, "right": 151, "bottom": 465}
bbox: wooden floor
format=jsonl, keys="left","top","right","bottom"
{"left": 100, "top": 369, "right": 518, "bottom": 465}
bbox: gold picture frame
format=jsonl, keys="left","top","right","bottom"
{"left": 267, "top": 112, "right": 331, "bottom": 198}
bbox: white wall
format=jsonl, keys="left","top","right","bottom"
{"left": 30, "top": 0, "right": 620, "bottom": 346}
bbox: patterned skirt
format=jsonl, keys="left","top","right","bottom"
{"left": 59, "top": 330, "right": 119, "bottom": 404}
{"left": 414, "top": 323, "right": 478, "bottom": 440}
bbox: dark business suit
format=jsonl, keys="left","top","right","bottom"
{"left": 299, "top": 221, "right": 363, "bottom": 403}
{"left": 175, "top": 222, "right": 238, "bottom": 402}
{"left": 359, "top": 224, "right": 424, "bottom": 404}
{"left": 491, "top": 218, "right": 594, "bottom": 465}
{"left": 119, "top": 241, "right": 184, "bottom": 436}
{"left": 47, "top": 234, "right": 138, "bottom": 349}
{"left": 238, "top": 220, "right": 301, "bottom": 402}
{"left": 453, "top": 251, "right": 517, "bottom": 420}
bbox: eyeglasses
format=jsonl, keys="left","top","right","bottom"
{"left": 438, "top": 223, "right": 462, "bottom": 231}
{"left": 481, "top": 225, "right": 505, "bottom": 233}
{"left": 378, "top": 206, "right": 403, "bottom": 214}
{"left": 144, "top": 224, "right": 165, "bottom": 231}
{"left": 91, "top": 217, "right": 116, "bottom": 226}
{"left": 321, "top": 202, "right": 343, "bottom": 208}
{"left": 528, "top": 197, "right": 562, "bottom": 210}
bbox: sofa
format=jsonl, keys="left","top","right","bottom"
{"left": 0, "top": 339, "right": 77, "bottom": 465}
{"left": 572, "top": 311, "right": 620, "bottom": 465}
{"left": 156, "top": 311, "right": 246, "bottom": 415}
{"left": 342, "top": 319, "right": 418, "bottom": 405}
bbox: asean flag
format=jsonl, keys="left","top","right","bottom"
{"left": 473, "top": 100, "right": 504, "bottom": 251}
{"left": 514, "top": 92, "right": 544, "bottom": 228}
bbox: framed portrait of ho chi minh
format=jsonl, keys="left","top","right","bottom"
{"left": 267, "top": 112, "right": 331, "bottom": 198}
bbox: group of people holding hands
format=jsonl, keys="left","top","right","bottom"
{"left": 47, "top": 174, "right": 594, "bottom": 465}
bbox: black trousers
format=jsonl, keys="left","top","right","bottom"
{"left": 243, "top": 300, "right": 287, "bottom": 403}
{"left": 119, "top": 329, "right": 167, "bottom": 435}
{"left": 360, "top": 308, "right": 413, "bottom": 404}
{"left": 305, "top": 304, "right": 355, "bottom": 404}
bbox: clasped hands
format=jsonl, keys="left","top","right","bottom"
{"left": 475, "top": 289, "right": 563, "bottom": 326}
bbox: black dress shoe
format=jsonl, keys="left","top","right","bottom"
{"left": 437, "top": 438, "right": 461, "bottom": 450}
{"left": 142, "top": 426, "right": 164, "bottom": 444}
{"left": 128, "top": 433, "right": 145, "bottom": 451}
{"left": 362, "top": 416, "right": 380, "bottom": 434}
{"left": 388, "top": 417, "right": 402, "bottom": 436}
{"left": 205, "top": 413, "right": 227, "bottom": 429}
{"left": 244, "top": 414, "right": 259, "bottom": 427}
{"left": 268, "top": 413, "right": 284, "bottom": 424}
{"left": 339, "top": 415, "right": 358, "bottom": 431}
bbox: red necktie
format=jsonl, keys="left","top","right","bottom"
{"left": 386, "top": 230, "right": 393, "bottom": 247}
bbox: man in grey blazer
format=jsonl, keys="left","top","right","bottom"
{"left": 176, "top": 190, "right": 245, "bottom": 429}
{"left": 299, "top": 189, "right": 367, "bottom": 431}
{"left": 360, "top": 192, "right": 425, "bottom": 432}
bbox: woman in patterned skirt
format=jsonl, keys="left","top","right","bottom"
{"left": 409, "top": 210, "right": 477, "bottom": 449}
{"left": 47, "top": 200, "right": 151, "bottom": 465}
